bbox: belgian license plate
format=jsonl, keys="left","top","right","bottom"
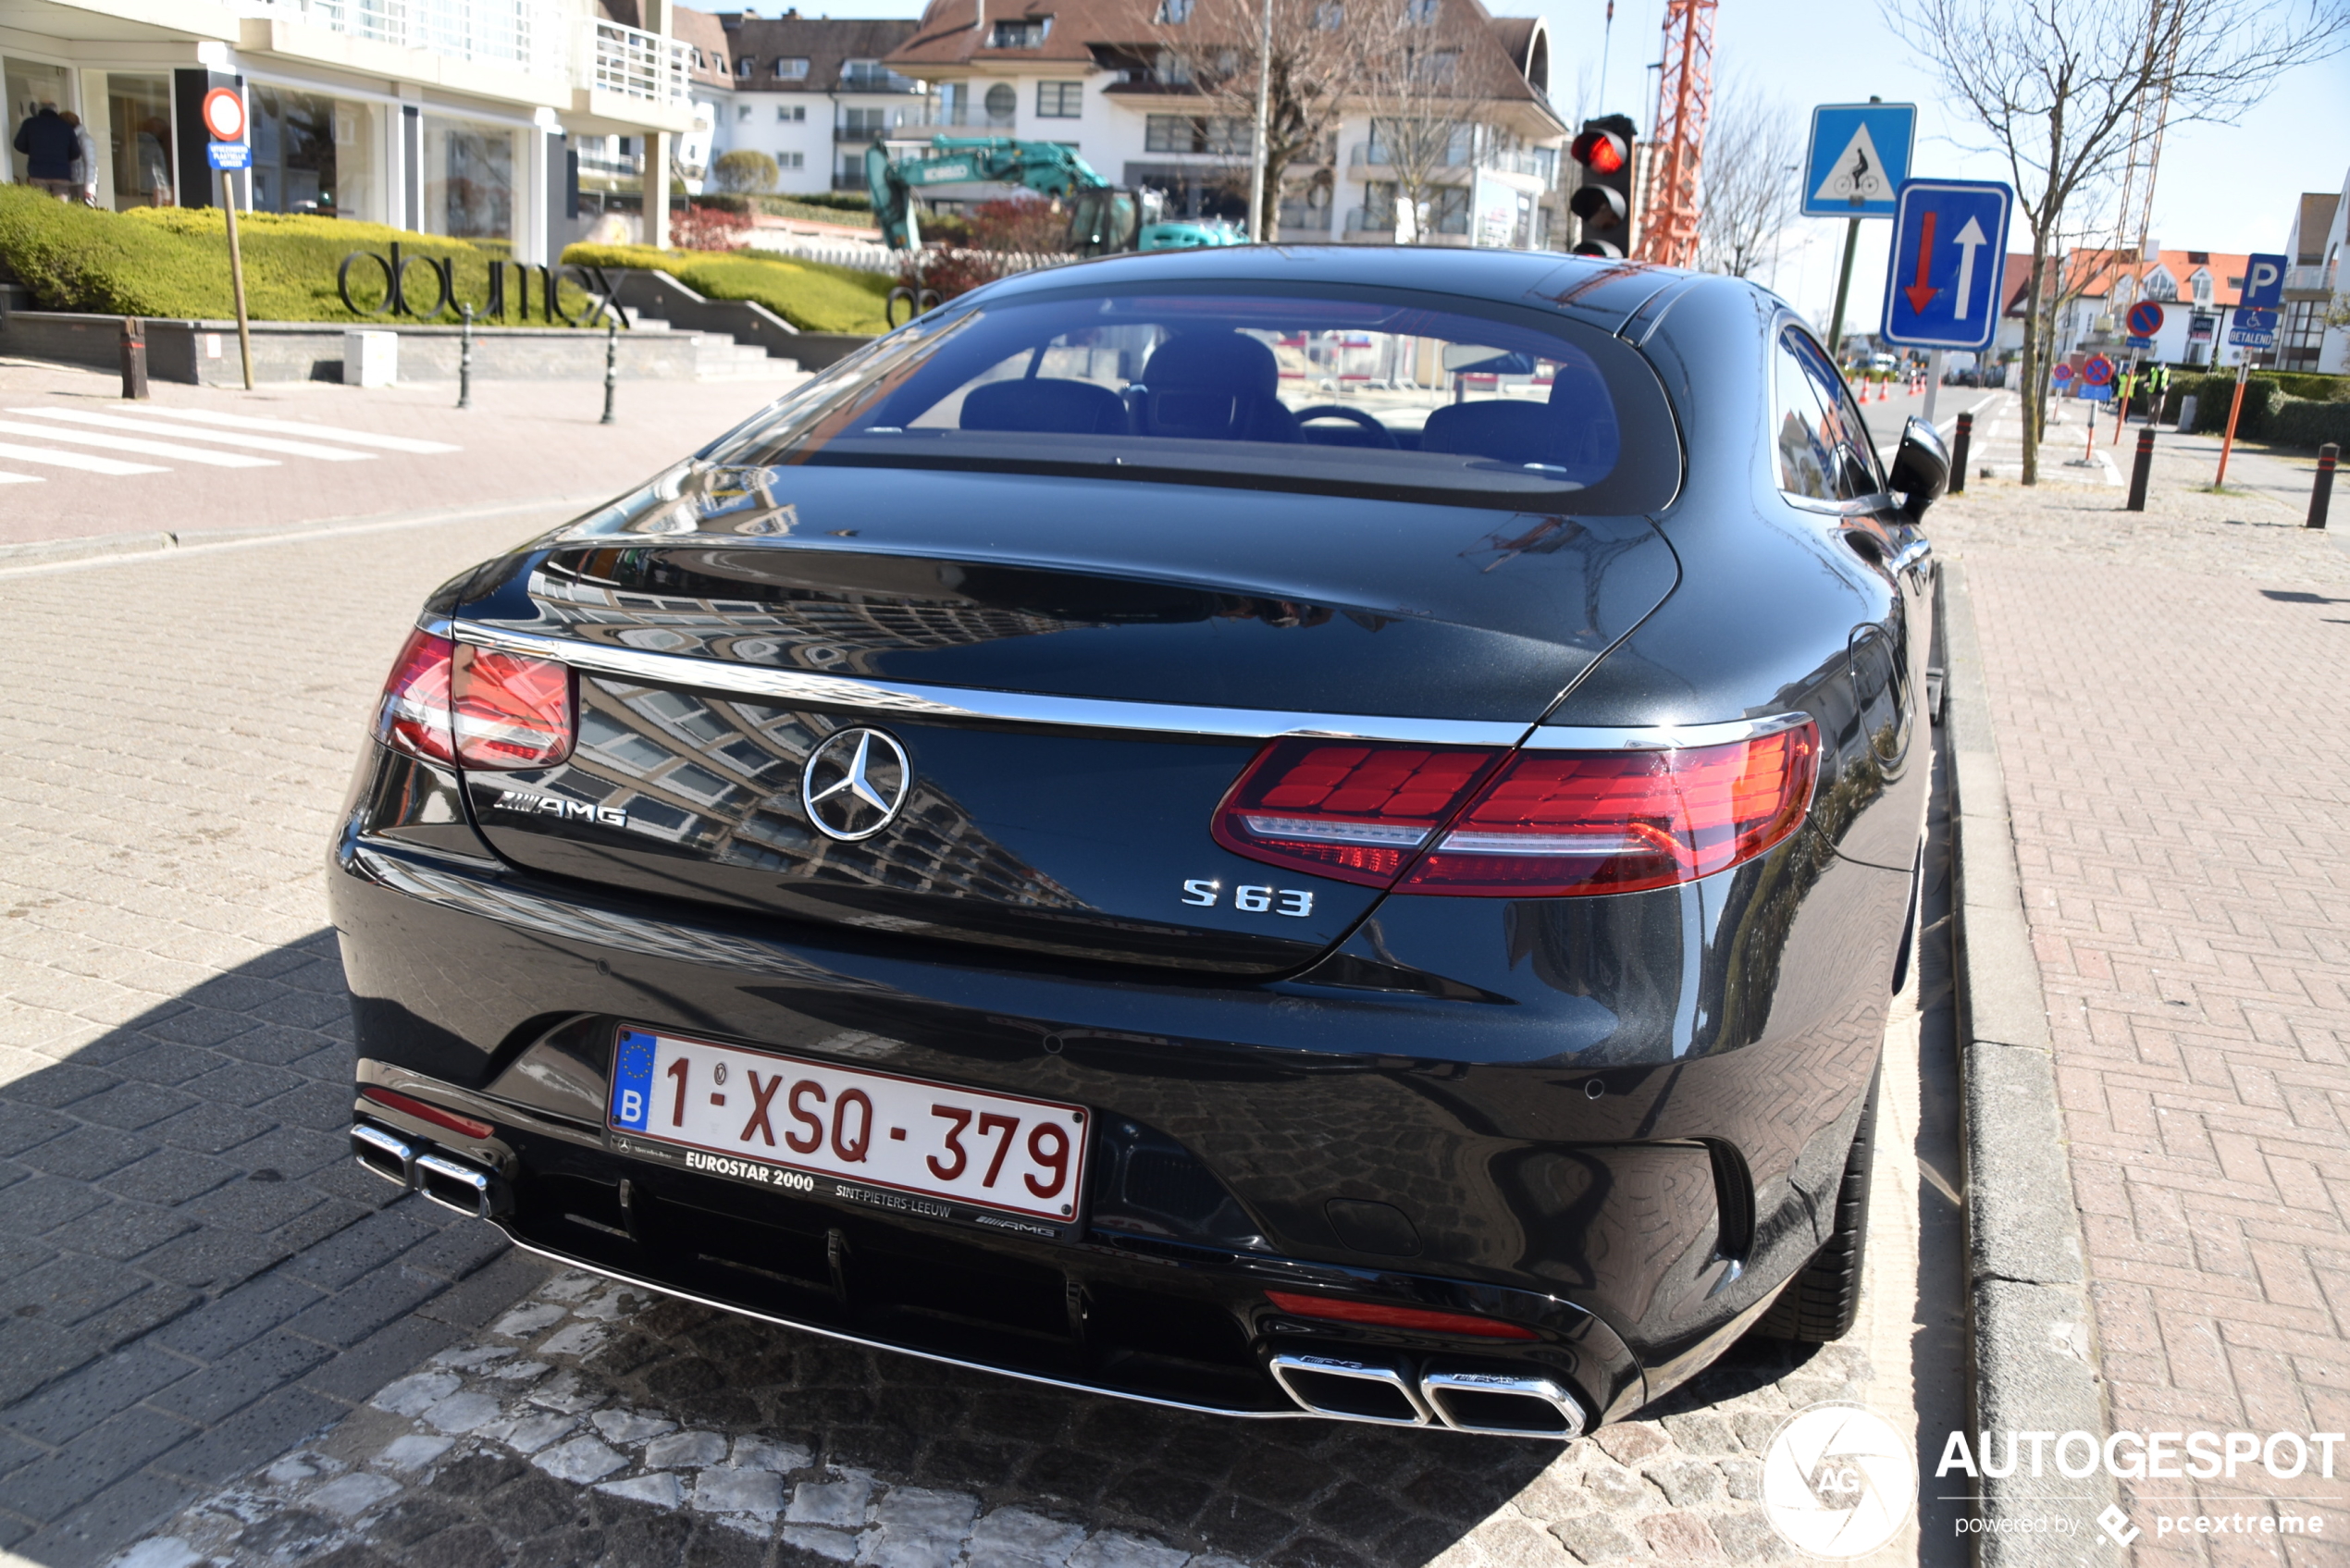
{"left": 606, "top": 1027, "right": 1089, "bottom": 1232}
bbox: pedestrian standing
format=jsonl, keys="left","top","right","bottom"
{"left": 61, "top": 110, "right": 97, "bottom": 204}
{"left": 11, "top": 105, "right": 80, "bottom": 200}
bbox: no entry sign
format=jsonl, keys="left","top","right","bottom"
{"left": 201, "top": 87, "right": 246, "bottom": 142}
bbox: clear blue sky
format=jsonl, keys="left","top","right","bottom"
{"left": 746, "top": 0, "right": 2347, "bottom": 328}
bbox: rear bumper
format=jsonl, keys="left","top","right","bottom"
{"left": 330, "top": 803, "right": 1904, "bottom": 1426}
{"left": 348, "top": 1080, "right": 1626, "bottom": 1436}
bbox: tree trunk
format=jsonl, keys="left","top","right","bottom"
{"left": 2019, "top": 232, "right": 2048, "bottom": 486}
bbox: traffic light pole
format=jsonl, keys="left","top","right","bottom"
{"left": 1824, "top": 218, "right": 1861, "bottom": 361}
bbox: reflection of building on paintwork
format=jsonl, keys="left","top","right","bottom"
{"left": 541, "top": 675, "right": 1084, "bottom": 909}
{"left": 529, "top": 559, "right": 1089, "bottom": 674}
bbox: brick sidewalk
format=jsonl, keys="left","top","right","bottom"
{"left": 0, "top": 512, "right": 564, "bottom": 1564}
{"left": 1928, "top": 469, "right": 2350, "bottom": 1561}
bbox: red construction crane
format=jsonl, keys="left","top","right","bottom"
{"left": 1635, "top": 0, "right": 1715, "bottom": 268}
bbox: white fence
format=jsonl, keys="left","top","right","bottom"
{"left": 744, "top": 239, "right": 1077, "bottom": 278}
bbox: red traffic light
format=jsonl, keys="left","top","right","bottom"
{"left": 1571, "top": 129, "right": 1627, "bottom": 175}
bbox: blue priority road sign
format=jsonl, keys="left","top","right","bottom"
{"left": 1802, "top": 103, "right": 1916, "bottom": 219}
{"left": 1877, "top": 179, "right": 2014, "bottom": 351}
{"left": 206, "top": 141, "right": 250, "bottom": 171}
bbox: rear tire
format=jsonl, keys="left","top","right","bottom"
{"left": 1753, "top": 1066, "right": 1879, "bottom": 1343}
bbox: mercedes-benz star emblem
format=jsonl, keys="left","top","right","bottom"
{"left": 801, "top": 728, "right": 911, "bottom": 842}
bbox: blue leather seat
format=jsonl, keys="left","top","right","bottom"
{"left": 1417, "top": 365, "right": 1620, "bottom": 479}
{"left": 1136, "top": 333, "right": 1300, "bottom": 443}
{"left": 960, "top": 377, "right": 1130, "bottom": 435}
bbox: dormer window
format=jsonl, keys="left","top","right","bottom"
{"left": 776, "top": 57, "right": 810, "bottom": 79}
{"left": 2190, "top": 268, "right": 2212, "bottom": 304}
{"left": 736, "top": 56, "right": 754, "bottom": 78}
{"left": 990, "top": 17, "right": 1051, "bottom": 46}
{"left": 2143, "top": 270, "right": 2177, "bottom": 301}
{"left": 1155, "top": 0, "right": 1194, "bottom": 19}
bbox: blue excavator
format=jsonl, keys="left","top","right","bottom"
{"left": 863, "top": 137, "right": 1243, "bottom": 258}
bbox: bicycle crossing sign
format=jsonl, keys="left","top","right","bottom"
{"left": 1802, "top": 103, "right": 1917, "bottom": 219}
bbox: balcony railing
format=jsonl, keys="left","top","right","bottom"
{"left": 2285, "top": 263, "right": 2337, "bottom": 295}
{"left": 839, "top": 66, "right": 922, "bottom": 93}
{"left": 1344, "top": 206, "right": 1393, "bottom": 233}
{"left": 589, "top": 19, "right": 692, "bottom": 105}
{"left": 255, "top": 1, "right": 695, "bottom": 106}
{"left": 253, "top": 0, "right": 571, "bottom": 78}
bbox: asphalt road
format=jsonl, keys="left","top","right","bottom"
{"left": 0, "top": 364, "right": 1969, "bottom": 1568}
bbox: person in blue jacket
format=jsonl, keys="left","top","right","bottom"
{"left": 12, "top": 105, "right": 80, "bottom": 199}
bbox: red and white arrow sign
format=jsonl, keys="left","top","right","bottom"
{"left": 1901, "top": 211, "right": 1992, "bottom": 318}
{"left": 1902, "top": 213, "right": 1938, "bottom": 314}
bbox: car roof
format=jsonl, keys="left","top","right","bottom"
{"left": 969, "top": 245, "right": 1715, "bottom": 337}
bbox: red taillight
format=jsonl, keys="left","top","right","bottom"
{"left": 361, "top": 1085, "right": 495, "bottom": 1141}
{"left": 1212, "top": 722, "right": 1817, "bottom": 898}
{"left": 376, "top": 629, "right": 457, "bottom": 765}
{"left": 1400, "top": 723, "right": 1818, "bottom": 897}
{"left": 373, "top": 629, "right": 574, "bottom": 772}
{"left": 1264, "top": 1290, "right": 1539, "bottom": 1340}
{"left": 1208, "top": 739, "right": 1504, "bottom": 886}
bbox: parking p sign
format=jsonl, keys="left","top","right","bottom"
{"left": 2243, "top": 253, "right": 2287, "bottom": 311}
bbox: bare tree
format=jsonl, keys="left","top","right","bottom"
{"left": 1694, "top": 74, "right": 1799, "bottom": 278}
{"left": 1153, "top": 0, "right": 1359, "bottom": 241}
{"left": 1348, "top": 0, "right": 1512, "bottom": 242}
{"left": 1899, "top": 0, "right": 2346, "bottom": 483}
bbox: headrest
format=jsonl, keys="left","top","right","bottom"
{"left": 1141, "top": 332, "right": 1280, "bottom": 400}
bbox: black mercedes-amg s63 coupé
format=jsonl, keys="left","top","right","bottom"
{"left": 334, "top": 246, "right": 1948, "bottom": 1439}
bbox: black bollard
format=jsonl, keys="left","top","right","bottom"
{"left": 600, "top": 314, "right": 618, "bottom": 426}
{"left": 119, "top": 316, "right": 149, "bottom": 401}
{"left": 458, "top": 304, "right": 474, "bottom": 411}
{"left": 1948, "top": 412, "right": 1972, "bottom": 494}
{"left": 2312, "top": 443, "right": 2339, "bottom": 530}
{"left": 2126, "top": 427, "right": 2156, "bottom": 512}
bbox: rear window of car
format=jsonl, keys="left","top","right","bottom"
{"left": 702, "top": 284, "right": 1679, "bottom": 513}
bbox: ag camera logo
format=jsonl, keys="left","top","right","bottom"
{"left": 1762, "top": 1402, "right": 1916, "bottom": 1558}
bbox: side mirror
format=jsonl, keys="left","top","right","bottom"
{"left": 1888, "top": 415, "right": 1949, "bottom": 520}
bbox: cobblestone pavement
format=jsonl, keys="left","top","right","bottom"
{"left": 1928, "top": 481, "right": 2350, "bottom": 1561}
{"left": 2, "top": 448, "right": 1961, "bottom": 1567}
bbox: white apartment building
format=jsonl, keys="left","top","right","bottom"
{"left": 1, "top": 0, "right": 699, "bottom": 261}
{"left": 2278, "top": 177, "right": 2344, "bottom": 374}
{"left": 679, "top": 10, "right": 925, "bottom": 200}
{"left": 859, "top": 0, "right": 1563, "bottom": 246}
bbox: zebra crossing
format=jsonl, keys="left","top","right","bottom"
{"left": 0, "top": 405, "right": 461, "bottom": 485}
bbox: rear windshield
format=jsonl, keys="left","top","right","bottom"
{"left": 703, "top": 285, "right": 1678, "bottom": 512}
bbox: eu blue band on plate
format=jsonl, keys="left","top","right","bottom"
{"left": 612, "top": 1029, "right": 657, "bottom": 1130}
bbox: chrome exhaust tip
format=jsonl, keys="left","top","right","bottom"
{"left": 352, "top": 1123, "right": 415, "bottom": 1189}
{"left": 1269, "top": 1352, "right": 1431, "bottom": 1427}
{"left": 1419, "top": 1370, "right": 1585, "bottom": 1438}
{"left": 414, "top": 1151, "right": 502, "bottom": 1219}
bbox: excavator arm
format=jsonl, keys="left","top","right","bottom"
{"left": 865, "top": 138, "right": 1108, "bottom": 250}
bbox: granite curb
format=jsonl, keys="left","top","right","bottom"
{"left": 1938, "top": 560, "right": 2120, "bottom": 1563}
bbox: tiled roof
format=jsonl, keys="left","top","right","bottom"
{"left": 688, "top": 9, "right": 923, "bottom": 92}
{"left": 882, "top": 0, "right": 1552, "bottom": 112}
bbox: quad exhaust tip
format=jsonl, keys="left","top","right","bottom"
{"left": 1419, "top": 1369, "right": 1584, "bottom": 1438}
{"left": 1269, "top": 1352, "right": 1432, "bottom": 1426}
{"left": 351, "top": 1122, "right": 504, "bottom": 1220}
{"left": 1271, "top": 1352, "right": 1586, "bottom": 1438}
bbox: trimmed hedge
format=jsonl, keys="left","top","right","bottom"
{"left": 2269, "top": 396, "right": 2350, "bottom": 450}
{"left": 0, "top": 186, "right": 537, "bottom": 322}
{"left": 559, "top": 241, "right": 890, "bottom": 333}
